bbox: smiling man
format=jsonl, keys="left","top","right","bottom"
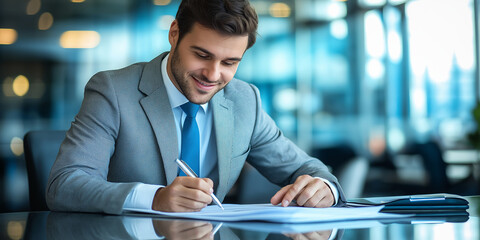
{"left": 46, "top": 0, "right": 345, "bottom": 214}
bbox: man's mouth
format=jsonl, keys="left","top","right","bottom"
{"left": 193, "top": 76, "right": 216, "bottom": 91}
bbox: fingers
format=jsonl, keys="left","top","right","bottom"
{"left": 283, "top": 230, "right": 332, "bottom": 240}
{"left": 296, "top": 178, "right": 325, "bottom": 207}
{"left": 173, "top": 177, "right": 212, "bottom": 202}
{"left": 201, "top": 178, "right": 214, "bottom": 191}
{"left": 182, "top": 177, "right": 214, "bottom": 195}
{"left": 153, "top": 220, "right": 214, "bottom": 240}
{"left": 173, "top": 190, "right": 210, "bottom": 210}
{"left": 278, "top": 175, "right": 311, "bottom": 207}
{"left": 152, "top": 177, "right": 216, "bottom": 212}
{"left": 172, "top": 221, "right": 213, "bottom": 240}
{"left": 272, "top": 175, "right": 335, "bottom": 208}
{"left": 270, "top": 185, "right": 290, "bottom": 205}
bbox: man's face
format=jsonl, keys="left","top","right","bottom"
{"left": 167, "top": 21, "right": 249, "bottom": 104}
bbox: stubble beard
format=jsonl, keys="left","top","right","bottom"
{"left": 170, "top": 48, "right": 221, "bottom": 104}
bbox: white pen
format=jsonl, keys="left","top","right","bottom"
{"left": 175, "top": 159, "right": 225, "bottom": 210}
{"left": 211, "top": 222, "right": 223, "bottom": 236}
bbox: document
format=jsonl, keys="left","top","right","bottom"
{"left": 124, "top": 204, "right": 409, "bottom": 223}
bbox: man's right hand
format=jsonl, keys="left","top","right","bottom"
{"left": 152, "top": 177, "right": 214, "bottom": 212}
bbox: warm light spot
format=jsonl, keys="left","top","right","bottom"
{"left": 7, "top": 221, "right": 24, "bottom": 240}
{"left": 0, "top": 28, "right": 18, "bottom": 45}
{"left": 369, "top": 133, "right": 386, "bottom": 156}
{"left": 26, "top": 0, "right": 41, "bottom": 15}
{"left": 12, "top": 75, "right": 29, "bottom": 97}
{"left": 60, "top": 31, "right": 101, "bottom": 48}
{"left": 269, "top": 3, "right": 291, "bottom": 18}
{"left": 10, "top": 137, "right": 24, "bottom": 156}
{"left": 2, "top": 77, "right": 15, "bottom": 97}
{"left": 38, "top": 12, "right": 54, "bottom": 30}
{"left": 153, "top": 0, "right": 171, "bottom": 5}
{"left": 71, "top": 0, "right": 85, "bottom": 2}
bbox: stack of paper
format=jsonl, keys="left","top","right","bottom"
{"left": 125, "top": 204, "right": 408, "bottom": 223}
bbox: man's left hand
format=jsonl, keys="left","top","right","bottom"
{"left": 270, "top": 175, "right": 334, "bottom": 208}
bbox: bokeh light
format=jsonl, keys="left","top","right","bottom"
{"left": 10, "top": 137, "right": 24, "bottom": 157}
{"left": 38, "top": 12, "right": 54, "bottom": 30}
{"left": 153, "top": 0, "right": 171, "bottom": 5}
{"left": 60, "top": 31, "right": 101, "bottom": 48}
{"left": 26, "top": 0, "right": 41, "bottom": 15}
{"left": 269, "top": 3, "right": 291, "bottom": 18}
{"left": 0, "top": 28, "right": 18, "bottom": 45}
{"left": 12, "top": 75, "right": 30, "bottom": 97}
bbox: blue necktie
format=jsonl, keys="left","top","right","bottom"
{"left": 179, "top": 102, "right": 200, "bottom": 176}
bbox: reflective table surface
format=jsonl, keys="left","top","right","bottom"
{"left": 1, "top": 196, "right": 478, "bottom": 240}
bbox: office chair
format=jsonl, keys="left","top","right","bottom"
{"left": 24, "top": 130, "right": 66, "bottom": 211}
{"left": 402, "top": 140, "right": 450, "bottom": 192}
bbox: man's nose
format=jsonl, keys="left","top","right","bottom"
{"left": 203, "top": 62, "right": 221, "bottom": 82}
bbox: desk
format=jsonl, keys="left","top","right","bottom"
{"left": 1, "top": 196, "right": 478, "bottom": 240}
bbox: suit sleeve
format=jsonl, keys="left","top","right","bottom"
{"left": 46, "top": 71, "right": 139, "bottom": 214}
{"left": 245, "top": 84, "right": 346, "bottom": 205}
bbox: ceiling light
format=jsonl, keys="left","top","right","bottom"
{"left": 0, "top": 29, "right": 17, "bottom": 45}
{"left": 60, "top": 31, "right": 101, "bottom": 48}
{"left": 12, "top": 75, "right": 30, "bottom": 97}
{"left": 26, "top": 0, "right": 41, "bottom": 15}
{"left": 269, "top": 3, "right": 291, "bottom": 18}
{"left": 153, "top": 0, "right": 171, "bottom": 5}
{"left": 38, "top": 12, "right": 54, "bottom": 30}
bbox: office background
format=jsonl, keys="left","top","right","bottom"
{"left": 1, "top": 0, "right": 479, "bottom": 213}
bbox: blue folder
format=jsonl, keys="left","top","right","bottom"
{"left": 347, "top": 193, "right": 469, "bottom": 216}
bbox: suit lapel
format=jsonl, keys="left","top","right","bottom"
{"left": 139, "top": 53, "right": 179, "bottom": 185}
{"left": 211, "top": 91, "right": 233, "bottom": 199}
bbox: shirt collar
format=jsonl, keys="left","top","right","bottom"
{"left": 161, "top": 53, "right": 208, "bottom": 112}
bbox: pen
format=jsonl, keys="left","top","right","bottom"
{"left": 175, "top": 159, "right": 225, "bottom": 210}
{"left": 211, "top": 222, "right": 223, "bottom": 236}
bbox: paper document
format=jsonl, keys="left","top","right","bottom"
{"left": 125, "top": 204, "right": 409, "bottom": 223}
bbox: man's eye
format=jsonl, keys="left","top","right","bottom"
{"left": 196, "top": 53, "right": 208, "bottom": 59}
{"left": 223, "top": 61, "right": 234, "bottom": 66}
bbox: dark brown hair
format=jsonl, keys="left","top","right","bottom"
{"left": 175, "top": 0, "right": 258, "bottom": 49}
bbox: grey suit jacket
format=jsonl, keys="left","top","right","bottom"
{"left": 46, "top": 52, "right": 345, "bottom": 214}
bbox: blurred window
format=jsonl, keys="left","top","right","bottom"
{"left": 406, "top": 0, "right": 476, "bottom": 146}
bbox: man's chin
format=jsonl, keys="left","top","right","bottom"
{"left": 188, "top": 94, "right": 213, "bottom": 105}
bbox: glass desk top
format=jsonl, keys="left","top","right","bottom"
{"left": 1, "top": 196, "right": 478, "bottom": 240}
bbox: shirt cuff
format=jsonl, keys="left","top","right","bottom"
{"left": 123, "top": 183, "right": 163, "bottom": 210}
{"left": 315, "top": 177, "right": 339, "bottom": 206}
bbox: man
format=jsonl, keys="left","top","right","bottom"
{"left": 46, "top": 0, "right": 345, "bottom": 214}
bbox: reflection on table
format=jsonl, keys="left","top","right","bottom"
{"left": 0, "top": 196, "right": 478, "bottom": 240}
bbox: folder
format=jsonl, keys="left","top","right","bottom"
{"left": 346, "top": 193, "right": 469, "bottom": 216}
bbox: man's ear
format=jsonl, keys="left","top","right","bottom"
{"left": 169, "top": 20, "right": 179, "bottom": 48}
